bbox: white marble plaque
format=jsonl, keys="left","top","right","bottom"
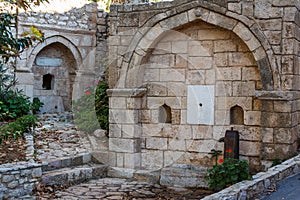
{"left": 36, "top": 57, "right": 62, "bottom": 67}
{"left": 187, "top": 85, "right": 215, "bottom": 125}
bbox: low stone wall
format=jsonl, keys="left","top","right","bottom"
{"left": 0, "top": 130, "right": 42, "bottom": 199}
{"left": 202, "top": 155, "right": 300, "bottom": 200}
{"left": 0, "top": 162, "right": 42, "bottom": 199}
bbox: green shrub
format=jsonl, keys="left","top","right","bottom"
{"left": 95, "top": 80, "right": 109, "bottom": 131}
{"left": 0, "top": 90, "right": 31, "bottom": 121}
{"left": 32, "top": 97, "right": 44, "bottom": 114}
{"left": 0, "top": 90, "right": 44, "bottom": 121}
{"left": 206, "top": 158, "right": 252, "bottom": 191}
{"left": 0, "top": 2, "right": 45, "bottom": 146}
{"left": 73, "top": 80, "right": 109, "bottom": 133}
{"left": 271, "top": 159, "right": 283, "bottom": 167}
{"left": 0, "top": 114, "right": 38, "bottom": 143}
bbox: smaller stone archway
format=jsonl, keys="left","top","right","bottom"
{"left": 16, "top": 33, "right": 97, "bottom": 113}
{"left": 32, "top": 42, "right": 77, "bottom": 113}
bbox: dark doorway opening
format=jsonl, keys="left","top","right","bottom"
{"left": 42, "top": 74, "right": 54, "bottom": 90}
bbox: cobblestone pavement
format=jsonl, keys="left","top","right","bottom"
{"left": 33, "top": 112, "right": 108, "bottom": 163}
{"left": 32, "top": 114, "right": 212, "bottom": 199}
{"left": 49, "top": 178, "right": 212, "bottom": 200}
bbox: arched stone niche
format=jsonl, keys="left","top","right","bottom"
{"left": 135, "top": 20, "right": 263, "bottom": 171}
{"left": 159, "top": 104, "right": 172, "bottom": 123}
{"left": 106, "top": 0, "right": 299, "bottom": 183}
{"left": 230, "top": 105, "right": 244, "bottom": 125}
{"left": 32, "top": 42, "right": 76, "bottom": 113}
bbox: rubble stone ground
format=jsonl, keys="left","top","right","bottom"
{"left": 34, "top": 112, "right": 93, "bottom": 163}
{"left": 32, "top": 113, "right": 213, "bottom": 199}
{"left": 52, "top": 178, "right": 212, "bottom": 200}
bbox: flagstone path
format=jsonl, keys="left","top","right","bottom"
{"left": 31, "top": 113, "right": 212, "bottom": 199}
{"left": 51, "top": 178, "right": 212, "bottom": 200}
{"left": 34, "top": 112, "right": 94, "bottom": 163}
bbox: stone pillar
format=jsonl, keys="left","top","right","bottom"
{"left": 107, "top": 88, "right": 147, "bottom": 169}
{"left": 15, "top": 72, "right": 34, "bottom": 100}
{"left": 256, "top": 91, "right": 299, "bottom": 163}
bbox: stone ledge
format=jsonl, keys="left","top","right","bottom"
{"left": 0, "top": 162, "right": 42, "bottom": 173}
{"left": 20, "top": 22, "right": 97, "bottom": 34}
{"left": 107, "top": 88, "right": 147, "bottom": 97}
{"left": 41, "top": 153, "right": 92, "bottom": 172}
{"left": 255, "top": 90, "right": 300, "bottom": 101}
{"left": 107, "top": 165, "right": 208, "bottom": 188}
{"left": 160, "top": 166, "right": 207, "bottom": 188}
{"left": 42, "top": 163, "right": 108, "bottom": 186}
{"left": 201, "top": 154, "right": 300, "bottom": 200}
{"left": 108, "top": 167, "right": 135, "bottom": 178}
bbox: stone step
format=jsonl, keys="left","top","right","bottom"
{"left": 108, "top": 166, "right": 208, "bottom": 188}
{"left": 42, "top": 153, "right": 92, "bottom": 172}
{"left": 160, "top": 165, "right": 208, "bottom": 188}
{"left": 42, "top": 163, "right": 108, "bottom": 186}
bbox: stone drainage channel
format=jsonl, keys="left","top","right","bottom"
{"left": 0, "top": 112, "right": 299, "bottom": 199}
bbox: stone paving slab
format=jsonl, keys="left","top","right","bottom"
{"left": 48, "top": 178, "right": 212, "bottom": 200}
{"left": 42, "top": 163, "right": 108, "bottom": 186}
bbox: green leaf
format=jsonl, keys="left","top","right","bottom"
{"left": 206, "top": 158, "right": 251, "bottom": 191}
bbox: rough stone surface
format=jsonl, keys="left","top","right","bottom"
{"left": 0, "top": 162, "right": 42, "bottom": 199}
{"left": 0, "top": 112, "right": 109, "bottom": 199}
{"left": 2, "top": 0, "right": 300, "bottom": 194}
{"left": 107, "top": 0, "right": 300, "bottom": 174}
{"left": 42, "top": 163, "right": 108, "bottom": 186}
{"left": 33, "top": 113, "right": 108, "bottom": 163}
{"left": 50, "top": 178, "right": 213, "bottom": 199}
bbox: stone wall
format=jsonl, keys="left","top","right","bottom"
{"left": 107, "top": 0, "right": 300, "bottom": 174}
{"left": 95, "top": 10, "right": 109, "bottom": 80}
{"left": 6, "top": 0, "right": 300, "bottom": 187}
{"left": 138, "top": 20, "right": 262, "bottom": 171}
{"left": 14, "top": 3, "right": 109, "bottom": 112}
{"left": 0, "top": 162, "right": 42, "bottom": 199}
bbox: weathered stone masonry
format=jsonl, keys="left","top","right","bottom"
{"left": 107, "top": 0, "right": 300, "bottom": 175}
{"left": 15, "top": 2, "right": 108, "bottom": 112}
{"left": 13, "top": 0, "right": 300, "bottom": 187}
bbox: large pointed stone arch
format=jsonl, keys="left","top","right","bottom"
{"left": 106, "top": 1, "right": 299, "bottom": 182}
{"left": 115, "top": 5, "right": 275, "bottom": 91}
{"left": 107, "top": 0, "right": 277, "bottom": 174}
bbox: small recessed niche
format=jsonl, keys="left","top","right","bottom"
{"left": 42, "top": 74, "right": 54, "bottom": 90}
{"left": 159, "top": 104, "right": 172, "bottom": 123}
{"left": 230, "top": 105, "right": 244, "bottom": 125}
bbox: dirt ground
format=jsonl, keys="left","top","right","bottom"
{"left": 0, "top": 137, "right": 27, "bottom": 164}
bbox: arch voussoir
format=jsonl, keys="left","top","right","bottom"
{"left": 124, "top": 6, "right": 275, "bottom": 90}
